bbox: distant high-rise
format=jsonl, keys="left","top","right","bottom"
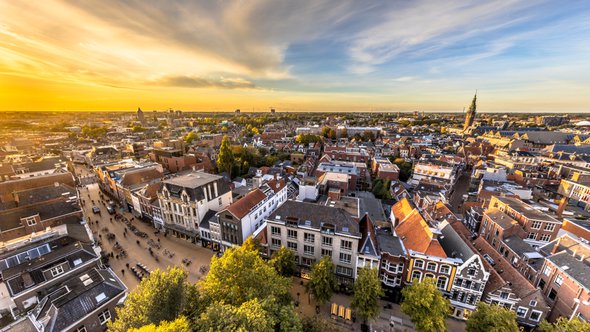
{"left": 463, "top": 92, "right": 477, "bottom": 131}
{"left": 137, "top": 107, "right": 145, "bottom": 124}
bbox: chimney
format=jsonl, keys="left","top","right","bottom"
{"left": 552, "top": 237, "right": 561, "bottom": 254}
{"left": 556, "top": 198, "right": 567, "bottom": 218}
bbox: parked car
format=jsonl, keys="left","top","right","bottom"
{"left": 106, "top": 205, "right": 115, "bottom": 214}
{"left": 92, "top": 206, "right": 101, "bottom": 214}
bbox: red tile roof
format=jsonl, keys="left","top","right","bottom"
{"left": 395, "top": 208, "right": 447, "bottom": 258}
{"left": 266, "top": 178, "right": 286, "bottom": 193}
{"left": 225, "top": 189, "right": 266, "bottom": 219}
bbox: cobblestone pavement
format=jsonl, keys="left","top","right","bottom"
{"left": 290, "top": 277, "right": 466, "bottom": 332}
{"left": 80, "top": 183, "right": 214, "bottom": 289}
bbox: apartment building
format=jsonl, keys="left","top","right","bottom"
{"left": 266, "top": 200, "right": 361, "bottom": 284}
{"left": 216, "top": 179, "right": 288, "bottom": 250}
{"left": 489, "top": 196, "right": 561, "bottom": 247}
{"left": 158, "top": 171, "right": 232, "bottom": 243}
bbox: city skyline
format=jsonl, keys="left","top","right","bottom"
{"left": 2, "top": 0, "right": 590, "bottom": 112}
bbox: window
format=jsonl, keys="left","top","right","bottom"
{"left": 287, "top": 241, "right": 297, "bottom": 251}
{"left": 530, "top": 300, "right": 537, "bottom": 307}
{"left": 304, "top": 245, "right": 314, "bottom": 256}
{"left": 339, "top": 253, "right": 352, "bottom": 264}
{"left": 98, "top": 309, "right": 111, "bottom": 325}
{"left": 414, "top": 260, "right": 424, "bottom": 269}
{"left": 301, "top": 257, "right": 314, "bottom": 267}
{"left": 50, "top": 265, "right": 64, "bottom": 277}
{"left": 336, "top": 265, "right": 353, "bottom": 277}
{"left": 516, "top": 307, "right": 528, "bottom": 318}
{"left": 218, "top": 197, "right": 223, "bottom": 206}
{"left": 500, "top": 292, "right": 509, "bottom": 299}
{"left": 341, "top": 240, "right": 352, "bottom": 251}
{"left": 548, "top": 289, "right": 557, "bottom": 301}
{"left": 554, "top": 275, "right": 563, "bottom": 286}
{"left": 531, "top": 221, "right": 542, "bottom": 229}
{"left": 530, "top": 310, "right": 542, "bottom": 322}
{"left": 411, "top": 271, "right": 422, "bottom": 282}
{"left": 271, "top": 238, "right": 281, "bottom": 248}
{"left": 76, "top": 327, "right": 87, "bottom": 332}
{"left": 304, "top": 233, "right": 315, "bottom": 243}
{"left": 271, "top": 226, "right": 281, "bottom": 236}
{"left": 24, "top": 216, "right": 36, "bottom": 226}
{"left": 321, "top": 236, "right": 332, "bottom": 246}
{"left": 287, "top": 229, "right": 297, "bottom": 239}
{"left": 539, "top": 234, "right": 551, "bottom": 242}
{"left": 426, "top": 262, "right": 437, "bottom": 272}
{"left": 425, "top": 273, "right": 435, "bottom": 279}
{"left": 544, "top": 224, "right": 555, "bottom": 232}
{"left": 467, "top": 268, "right": 476, "bottom": 276}
{"left": 543, "top": 266, "right": 552, "bottom": 276}
{"left": 527, "top": 232, "right": 536, "bottom": 240}
{"left": 437, "top": 276, "right": 448, "bottom": 290}
{"left": 538, "top": 279, "right": 546, "bottom": 290}
{"left": 321, "top": 248, "right": 332, "bottom": 258}
{"left": 440, "top": 265, "right": 450, "bottom": 274}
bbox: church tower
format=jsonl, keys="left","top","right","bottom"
{"left": 463, "top": 92, "right": 477, "bottom": 131}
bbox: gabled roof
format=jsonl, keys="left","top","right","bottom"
{"left": 395, "top": 208, "right": 447, "bottom": 258}
{"left": 266, "top": 178, "right": 286, "bottom": 193}
{"left": 119, "top": 167, "right": 162, "bottom": 187}
{"left": 358, "top": 214, "right": 378, "bottom": 256}
{"left": 224, "top": 189, "right": 266, "bottom": 219}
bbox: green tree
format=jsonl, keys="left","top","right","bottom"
{"left": 539, "top": 317, "right": 590, "bottom": 332}
{"left": 351, "top": 267, "right": 384, "bottom": 325}
{"left": 185, "top": 131, "right": 198, "bottom": 144}
{"left": 466, "top": 303, "right": 519, "bottom": 332}
{"left": 198, "top": 238, "right": 299, "bottom": 331}
{"left": 108, "top": 267, "right": 195, "bottom": 332}
{"left": 132, "top": 125, "right": 147, "bottom": 132}
{"left": 128, "top": 316, "right": 191, "bottom": 332}
{"left": 401, "top": 278, "right": 450, "bottom": 332}
{"left": 217, "top": 135, "right": 235, "bottom": 178}
{"left": 301, "top": 316, "right": 340, "bottom": 332}
{"left": 197, "top": 299, "right": 272, "bottom": 332}
{"left": 270, "top": 246, "right": 297, "bottom": 277}
{"left": 306, "top": 256, "right": 336, "bottom": 306}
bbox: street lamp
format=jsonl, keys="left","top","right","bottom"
{"left": 570, "top": 298, "right": 590, "bottom": 321}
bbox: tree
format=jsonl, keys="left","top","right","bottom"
{"left": 466, "top": 303, "right": 519, "bottom": 332}
{"left": 401, "top": 278, "right": 450, "bottom": 332}
{"left": 185, "top": 131, "right": 198, "bottom": 144}
{"left": 128, "top": 316, "right": 191, "bottom": 332}
{"left": 306, "top": 256, "right": 336, "bottom": 306}
{"left": 339, "top": 128, "right": 348, "bottom": 139}
{"left": 197, "top": 299, "right": 272, "bottom": 332}
{"left": 301, "top": 316, "right": 340, "bottom": 332}
{"left": 270, "top": 246, "right": 297, "bottom": 277}
{"left": 351, "top": 267, "right": 384, "bottom": 325}
{"left": 108, "top": 267, "right": 195, "bottom": 332}
{"left": 321, "top": 126, "right": 332, "bottom": 138}
{"left": 217, "top": 135, "right": 235, "bottom": 178}
{"left": 539, "top": 317, "right": 590, "bottom": 332}
{"left": 198, "top": 238, "right": 299, "bottom": 331}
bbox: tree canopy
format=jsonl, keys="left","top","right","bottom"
{"left": 108, "top": 267, "right": 195, "bottom": 332}
{"left": 270, "top": 246, "right": 297, "bottom": 277}
{"left": 295, "top": 134, "right": 321, "bottom": 144}
{"left": 351, "top": 267, "right": 384, "bottom": 323}
{"left": 217, "top": 135, "right": 234, "bottom": 178}
{"left": 466, "top": 303, "right": 519, "bottom": 332}
{"left": 306, "top": 256, "right": 336, "bottom": 306}
{"left": 539, "top": 317, "right": 590, "bottom": 332}
{"left": 127, "top": 316, "right": 191, "bottom": 332}
{"left": 401, "top": 277, "right": 450, "bottom": 332}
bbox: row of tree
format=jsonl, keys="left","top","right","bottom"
{"left": 400, "top": 277, "right": 590, "bottom": 332}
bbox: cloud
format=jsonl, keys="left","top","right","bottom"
{"left": 154, "top": 75, "right": 256, "bottom": 89}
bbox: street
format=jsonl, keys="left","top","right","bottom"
{"left": 80, "top": 183, "right": 214, "bottom": 289}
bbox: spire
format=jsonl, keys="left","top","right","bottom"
{"left": 463, "top": 91, "right": 478, "bottom": 131}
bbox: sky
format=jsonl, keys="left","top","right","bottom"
{"left": 1, "top": 0, "right": 590, "bottom": 112}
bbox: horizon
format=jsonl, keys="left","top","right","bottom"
{"left": 2, "top": 1, "right": 590, "bottom": 112}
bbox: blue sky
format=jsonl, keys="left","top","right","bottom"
{"left": 2, "top": 0, "right": 590, "bottom": 111}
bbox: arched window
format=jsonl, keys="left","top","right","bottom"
{"left": 414, "top": 259, "right": 424, "bottom": 269}
{"left": 425, "top": 273, "right": 435, "bottom": 279}
{"left": 437, "top": 276, "right": 449, "bottom": 290}
{"left": 411, "top": 271, "right": 422, "bottom": 282}
{"left": 426, "top": 262, "right": 437, "bottom": 272}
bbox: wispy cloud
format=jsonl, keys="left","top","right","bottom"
{"left": 153, "top": 75, "right": 257, "bottom": 89}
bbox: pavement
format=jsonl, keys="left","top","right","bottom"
{"left": 290, "top": 277, "right": 466, "bottom": 332}
{"left": 80, "top": 183, "right": 214, "bottom": 288}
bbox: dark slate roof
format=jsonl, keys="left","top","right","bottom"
{"left": 269, "top": 200, "right": 361, "bottom": 237}
{"left": 0, "top": 200, "right": 82, "bottom": 232}
{"left": 547, "top": 252, "right": 590, "bottom": 290}
{"left": 14, "top": 184, "right": 76, "bottom": 206}
{"left": 199, "top": 210, "right": 217, "bottom": 230}
{"left": 503, "top": 235, "right": 537, "bottom": 256}
{"left": 4, "top": 241, "right": 98, "bottom": 296}
{"left": 162, "top": 171, "right": 230, "bottom": 201}
{"left": 33, "top": 267, "right": 126, "bottom": 332}
{"left": 438, "top": 222, "right": 475, "bottom": 261}
{"left": 376, "top": 229, "right": 406, "bottom": 256}
{"left": 358, "top": 194, "right": 387, "bottom": 223}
